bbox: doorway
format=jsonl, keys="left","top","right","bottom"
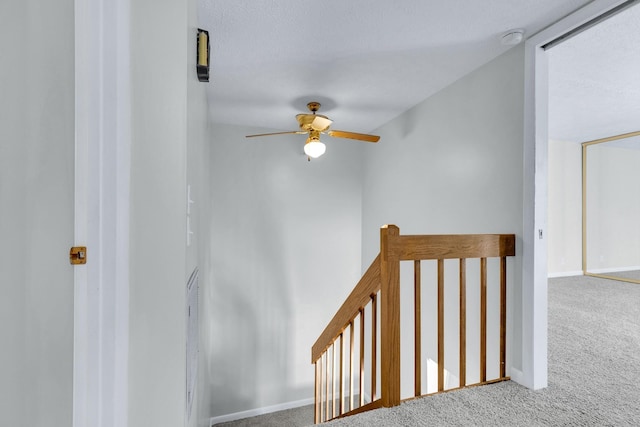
{"left": 523, "top": 0, "right": 639, "bottom": 391}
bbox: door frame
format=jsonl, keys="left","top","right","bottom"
{"left": 522, "top": 0, "right": 629, "bottom": 389}
{"left": 73, "top": 0, "right": 131, "bottom": 425}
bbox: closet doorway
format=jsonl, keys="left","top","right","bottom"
{"left": 582, "top": 131, "right": 640, "bottom": 283}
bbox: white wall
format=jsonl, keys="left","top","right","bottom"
{"left": 0, "top": 0, "right": 75, "bottom": 425}
{"left": 128, "top": 0, "right": 217, "bottom": 424}
{"left": 208, "top": 124, "right": 363, "bottom": 417}
{"left": 128, "top": 0, "right": 189, "bottom": 425}
{"left": 186, "top": 1, "right": 216, "bottom": 426}
{"left": 585, "top": 144, "right": 640, "bottom": 271}
{"left": 361, "top": 46, "right": 525, "bottom": 386}
{"left": 547, "top": 139, "right": 582, "bottom": 276}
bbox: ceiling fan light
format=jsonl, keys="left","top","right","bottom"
{"left": 304, "top": 139, "right": 326, "bottom": 158}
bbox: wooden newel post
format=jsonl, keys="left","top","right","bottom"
{"left": 379, "top": 225, "right": 401, "bottom": 407}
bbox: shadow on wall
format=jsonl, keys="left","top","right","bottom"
{"left": 210, "top": 184, "right": 293, "bottom": 415}
{"left": 207, "top": 122, "right": 364, "bottom": 417}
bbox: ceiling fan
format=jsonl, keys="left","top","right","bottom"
{"left": 245, "top": 102, "right": 380, "bottom": 159}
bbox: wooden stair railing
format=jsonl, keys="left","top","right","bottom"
{"left": 311, "top": 225, "right": 516, "bottom": 423}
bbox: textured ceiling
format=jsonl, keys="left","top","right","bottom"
{"left": 198, "top": 0, "right": 592, "bottom": 135}
{"left": 548, "top": 2, "right": 640, "bottom": 143}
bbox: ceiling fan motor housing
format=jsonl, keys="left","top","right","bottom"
{"left": 296, "top": 102, "right": 333, "bottom": 132}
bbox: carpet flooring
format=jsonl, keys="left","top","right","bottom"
{"left": 214, "top": 275, "right": 640, "bottom": 426}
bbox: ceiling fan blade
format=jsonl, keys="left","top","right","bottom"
{"left": 327, "top": 130, "right": 380, "bottom": 143}
{"left": 245, "top": 131, "right": 306, "bottom": 138}
{"left": 311, "top": 115, "right": 333, "bottom": 131}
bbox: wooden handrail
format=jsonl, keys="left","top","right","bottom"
{"left": 312, "top": 225, "right": 516, "bottom": 423}
{"left": 391, "top": 234, "right": 515, "bottom": 260}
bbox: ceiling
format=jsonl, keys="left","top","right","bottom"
{"left": 198, "top": 0, "right": 593, "bottom": 135}
{"left": 548, "top": 2, "right": 640, "bottom": 143}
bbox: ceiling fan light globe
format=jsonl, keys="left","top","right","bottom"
{"left": 304, "top": 140, "right": 326, "bottom": 158}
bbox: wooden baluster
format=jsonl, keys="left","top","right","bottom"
{"left": 437, "top": 259, "right": 445, "bottom": 392}
{"left": 329, "top": 343, "right": 334, "bottom": 418}
{"left": 359, "top": 308, "right": 365, "bottom": 407}
{"left": 332, "top": 343, "right": 337, "bottom": 419}
{"left": 459, "top": 258, "right": 467, "bottom": 388}
{"left": 414, "top": 259, "right": 421, "bottom": 397}
{"left": 480, "top": 257, "right": 487, "bottom": 383}
{"left": 371, "top": 293, "right": 377, "bottom": 401}
{"left": 326, "top": 348, "right": 330, "bottom": 421}
{"left": 339, "top": 333, "right": 344, "bottom": 415}
{"left": 327, "top": 344, "right": 336, "bottom": 420}
{"left": 320, "top": 353, "right": 325, "bottom": 423}
{"left": 315, "top": 361, "right": 320, "bottom": 424}
{"left": 349, "top": 319, "right": 354, "bottom": 411}
{"left": 500, "top": 256, "right": 507, "bottom": 379}
{"left": 380, "top": 225, "right": 401, "bottom": 407}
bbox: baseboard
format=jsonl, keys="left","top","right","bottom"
{"left": 547, "top": 270, "right": 583, "bottom": 278}
{"left": 509, "top": 368, "right": 524, "bottom": 386}
{"left": 209, "top": 397, "right": 314, "bottom": 426}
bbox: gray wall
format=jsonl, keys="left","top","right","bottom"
{"left": 128, "top": 0, "right": 189, "bottom": 424}
{"left": 208, "top": 124, "right": 364, "bottom": 416}
{"left": 361, "top": 45, "right": 525, "bottom": 384}
{"left": 187, "top": 1, "right": 215, "bottom": 425}
{"left": 129, "top": 0, "right": 217, "bottom": 424}
{"left": 547, "top": 139, "right": 582, "bottom": 276}
{"left": 0, "top": 1, "right": 75, "bottom": 425}
{"left": 585, "top": 144, "right": 640, "bottom": 271}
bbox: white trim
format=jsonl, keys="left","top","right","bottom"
{"left": 509, "top": 368, "right": 525, "bottom": 385}
{"left": 548, "top": 271, "right": 584, "bottom": 278}
{"left": 522, "top": 24, "right": 549, "bottom": 392}
{"left": 209, "top": 398, "right": 315, "bottom": 426}
{"left": 521, "top": 0, "right": 629, "bottom": 391}
{"left": 74, "top": 0, "right": 131, "bottom": 425}
{"left": 113, "top": 1, "right": 131, "bottom": 424}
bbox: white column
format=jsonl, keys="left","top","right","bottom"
{"left": 74, "top": 0, "right": 131, "bottom": 425}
